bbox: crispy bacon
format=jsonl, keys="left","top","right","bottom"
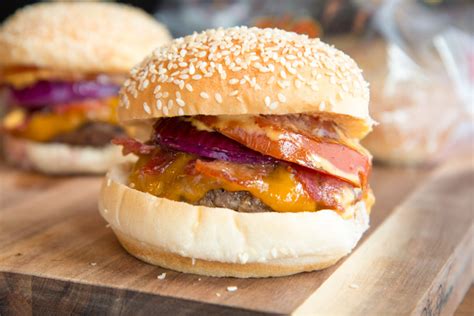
{"left": 196, "top": 115, "right": 370, "bottom": 187}
{"left": 292, "top": 165, "right": 360, "bottom": 211}
{"left": 195, "top": 159, "right": 275, "bottom": 188}
{"left": 140, "top": 150, "right": 178, "bottom": 175}
{"left": 112, "top": 136, "right": 154, "bottom": 156}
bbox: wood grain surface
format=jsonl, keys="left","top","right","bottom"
{"left": 0, "top": 148, "right": 472, "bottom": 315}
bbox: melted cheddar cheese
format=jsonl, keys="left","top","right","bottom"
{"left": 2, "top": 97, "right": 119, "bottom": 142}
{"left": 129, "top": 153, "right": 317, "bottom": 213}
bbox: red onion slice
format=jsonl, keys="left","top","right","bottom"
{"left": 153, "top": 118, "right": 274, "bottom": 164}
{"left": 9, "top": 80, "right": 120, "bottom": 109}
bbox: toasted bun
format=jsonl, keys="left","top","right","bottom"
{"left": 3, "top": 135, "right": 134, "bottom": 174}
{"left": 0, "top": 2, "right": 172, "bottom": 74}
{"left": 118, "top": 27, "right": 373, "bottom": 139}
{"left": 98, "top": 162, "right": 371, "bottom": 278}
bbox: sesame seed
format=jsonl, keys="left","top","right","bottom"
{"left": 238, "top": 253, "right": 249, "bottom": 264}
{"left": 269, "top": 101, "right": 279, "bottom": 109}
{"left": 176, "top": 99, "right": 185, "bottom": 107}
{"left": 271, "top": 248, "right": 278, "bottom": 258}
{"left": 215, "top": 93, "right": 223, "bottom": 103}
{"left": 163, "top": 106, "right": 169, "bottom": 115}
{"left": 168, "top": 99, "right": 174, "bottom": 108}
{"left": 264, "top": 96, "right": 271, "bottom": 107}
{"left": 185, "top": 83, "right": 193, "bottom": 92}
{"left": 295, "top": 80, "right": 302, "bottom": 89}
{"left": 143, "top": 102, "right": 151, "bottom": 114}
{"left": 178, "top": 108, "right": 185, "bottom": 115}
{"left": 277, "top": 93, "right": 286, "bottom": 103}
{"left": 200, "top": 92, "right": 209, "bottom": 99}
{"left": 227, "top": 286, "right": 238, "bottom": 292}
{"left": 157, "top": 273, "right": 166, "bottom": 280}
{"left": 121, "top": 27, "right": 368, "bottom": 108}
{"left": 229, "top": 90, "right": 239, "bottom": 96}
{"left": 156, "top": 100, "right": 162, "bottom": 110}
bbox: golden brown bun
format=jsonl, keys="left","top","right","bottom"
{"left": 98, "top": 162, "right": 372, "bottom": 278}
{"left": 3, "top": 135, "right": 135, "bottom": 175}
{"left": 0, "top": 2, "right": 172, "bottom": 74}
{"left": 118, "top": 27, "right": 373, "bottom": 139}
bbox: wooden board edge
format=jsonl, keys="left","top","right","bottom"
{"left": 292, "top": 156, "right": 474, "bottom": 315}
{"left": 0, "top": 271, "right": 276, "bottom": 316}
{"left": 414, "top": 225, "right": 473, "bottom": 316}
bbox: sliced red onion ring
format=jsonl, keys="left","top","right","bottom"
{"left": 9, "top": 81, "right": 120, "bottom": 109}
{"left": 153, "top": 118, "right": 274, "bottom": 164}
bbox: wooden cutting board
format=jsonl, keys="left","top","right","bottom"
{"left": 0, "top": 145, "right": 473, "bottom": 315}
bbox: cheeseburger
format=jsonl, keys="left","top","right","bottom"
{"left": 0, "top": 2, "right": 171, "bottom": 174}
{"left": 100, "top": 27, "right": 374, "bottom": 278}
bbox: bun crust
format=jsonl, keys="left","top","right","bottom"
{"left": 3, "top": 135, "right": 134, "bottom": 174}
{"left": 0, "top": 2, "right": 172, "bottom": 73}
{"left": 99, "top": 162, "right": 371, "bottom": 278}
{"left": 118, "top": 27, "right": 372, "bottom": 139}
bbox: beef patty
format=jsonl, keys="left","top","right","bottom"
{"left": 50, "top": 122, "right": 124, "bottom": 147}
{"left": 196, "top": 189, "right": 273, "bottom": 213}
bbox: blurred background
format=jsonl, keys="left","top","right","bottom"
{"left": 0, "top": 0, "right": 472, "bottom": 166}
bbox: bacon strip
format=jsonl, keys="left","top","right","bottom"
{"left": 112, "top": 136, "right": 154, "bottom": 156}
{"left": 292, "top": 164, "right": 361, "bottom": 211}
{"left": 196, "top": 115, "right": 370, "bottom": 187}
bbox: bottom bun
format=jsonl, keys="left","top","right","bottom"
{"left": 3, "top": 135, "right": 133, "bottom": 175}
{"left": 99, "top": 163, "right": 372, "bottom": 278}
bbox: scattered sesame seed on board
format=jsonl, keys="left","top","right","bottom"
{"left": 157, "top": 272, "right": 166, "bottom": 280}
{"left": 227, "top": 286, "right": 238, "bottom": 292}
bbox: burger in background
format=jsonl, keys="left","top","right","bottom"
{"left": 0, "top": 2, "right": 172, "bottom": 174}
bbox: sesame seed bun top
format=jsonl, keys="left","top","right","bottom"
{"left": 119, "top": 27, "right": 373, "bottom": 138}
{"left": 0, "top": 2, "right": 172, "bottom": 74}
